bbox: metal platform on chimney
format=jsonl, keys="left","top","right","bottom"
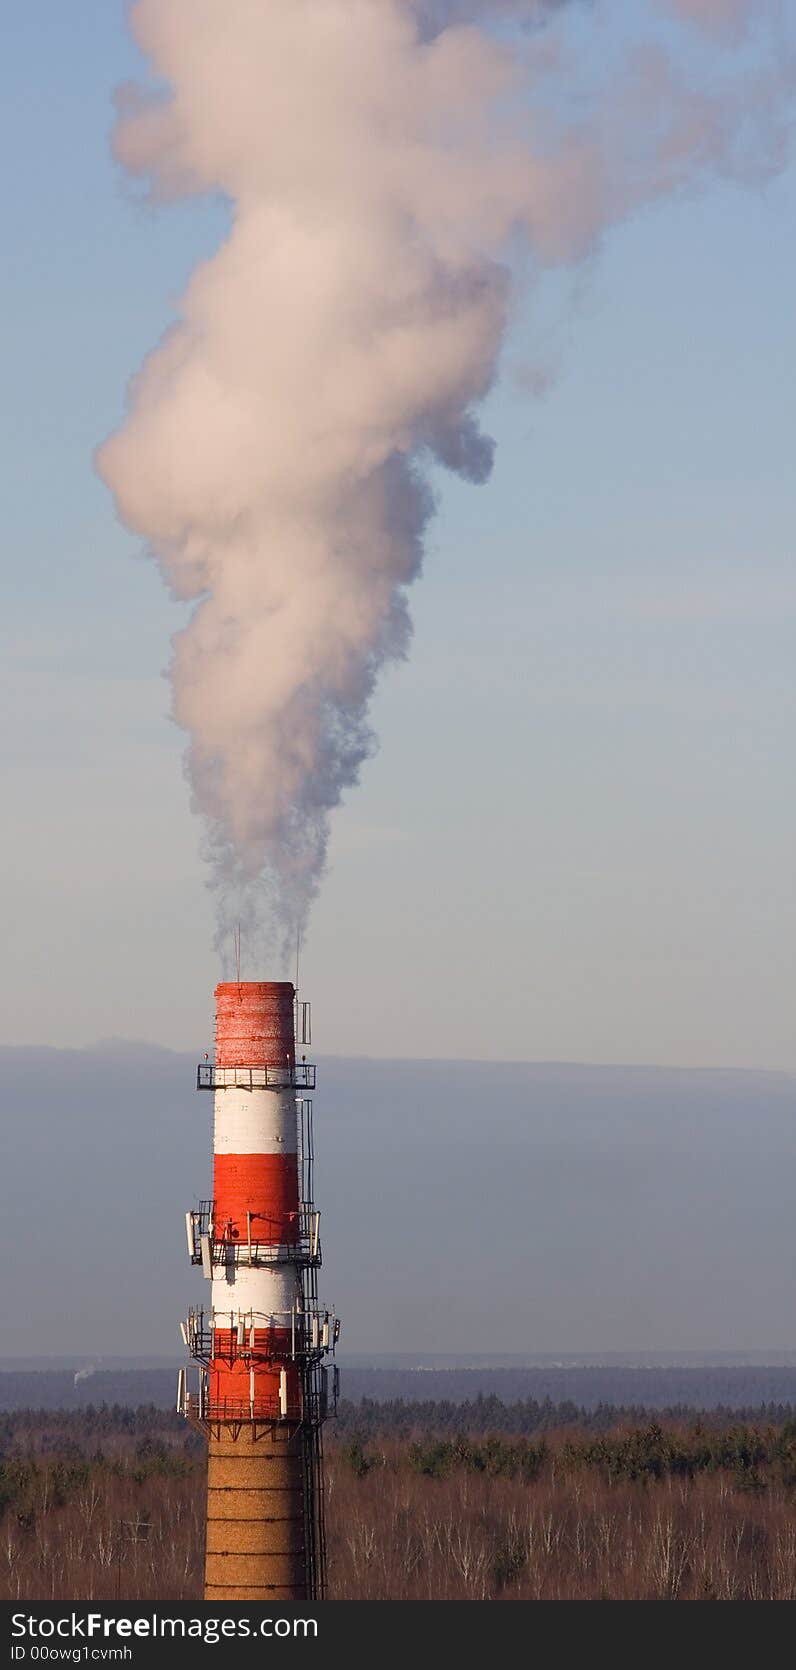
{"left": 197, "top": 1061, "right": 316, "bottom": 1090}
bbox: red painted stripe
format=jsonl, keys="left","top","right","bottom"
{"left": 213, "top": 1152, "right": 300, "bottom": 1244}
{"left": 215, "top": 981, "right": 296, "bottom": 1069}
{"left": 211, "top": 1326, "right": 293, "bottom": 1357}
{"left": 208, "top": 1356, "right": 301, "bottom": 1421}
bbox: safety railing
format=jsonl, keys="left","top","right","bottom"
{"left": 183, "top": 1389, "right": 301, "bottom": 1424}
{"left": 179, "top": 1364, "right": 339, "bottom": 1428}
{"left": 186, "top": 1204, "right": 321, "bottom": 1269}
{"left": 197, "top": 1062, "right": 316, "bottom": 1091}
{"left": 182, "top": 1304, "right": 340, "bottom": 1366}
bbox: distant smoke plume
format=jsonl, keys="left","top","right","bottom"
{"left": 73, "top": 1364, "right": 97, "bottom": 1388}
{"left": 98, "top": 0, "right": 792, "bottom": 963}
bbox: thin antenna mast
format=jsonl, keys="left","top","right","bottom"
{"left": 234, "top": 922, "right": 241, "bottom": 988}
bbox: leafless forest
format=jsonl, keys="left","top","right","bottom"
{"left": 2, "top": 1408, "right": 796, "bottom": 1601}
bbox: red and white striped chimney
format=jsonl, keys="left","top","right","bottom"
{"left": 180, "top": 981, "right": 337, "bottom": 1600}
{"left": 210, "top": 982, "right": 302, "bottom": 1419}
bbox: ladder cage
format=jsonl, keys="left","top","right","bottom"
{"left": 297, "top": 1097, "right": 315, "bottom": 1218}
{"left": 294, "top": 998, "right": 312, "bottom": 1047}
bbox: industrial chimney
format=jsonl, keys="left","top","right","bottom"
{"left": 178, "top": 981, "right": 339, "bottom": 1600}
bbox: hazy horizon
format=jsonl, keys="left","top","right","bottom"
{"left": 4, "top": 1032, "right": 794, "bottom": 1078}
{"left": 2, "top": 1041, "right": 793, "bottom": 1360}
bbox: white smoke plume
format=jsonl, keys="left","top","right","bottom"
{"left": 415, "top": 1, "right": 566, "bottom": 30}
{"left": 98, "top": 0, "right": 793, "bottom": 966}
{"left": 660, "top": 1, "right": 757, "bottom": 37}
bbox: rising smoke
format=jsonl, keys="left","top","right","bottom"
{"left": 98, "top": 0, "right": 792, "bottom": 965}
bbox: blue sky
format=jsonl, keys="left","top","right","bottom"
{"left": 1, "top": 1, "right": 794, "bottom": 1068}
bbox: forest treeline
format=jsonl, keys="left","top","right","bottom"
{"left": 5, "top": 1363, "right": 796, "bottom": 1412}
{"left": 334, "top": 1393, "right": 796, "bottom": 1439}
{"left": 339, "top": 1421, "right": 796, "bottom": 1488}
{"left": 6, "top": 1395, "right": 796, "bottom": 1450}
{"left": 4, "top": 1404, "right": 796, "bottom": 1599}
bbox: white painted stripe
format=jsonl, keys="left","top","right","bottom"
{"left": 213, "top": 1087, "right": 298, "bottom": 1155}
{"left": 211, "top": 1263, "right": 300, "bottom": 1318}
